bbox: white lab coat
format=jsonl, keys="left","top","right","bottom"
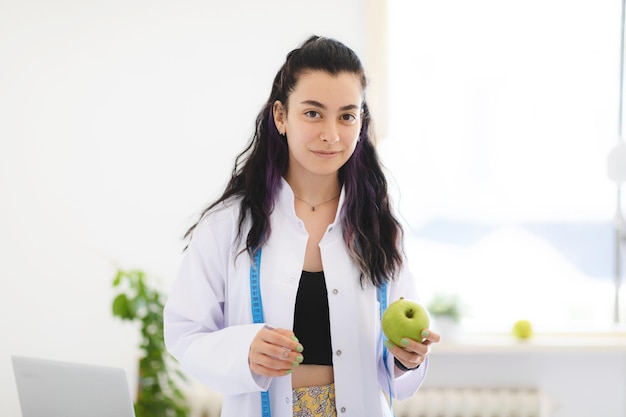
{"left": 164, "top": 178, "right": 428, "bottom": 417}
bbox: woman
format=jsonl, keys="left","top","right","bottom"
{"left": 164, "top": 35, "right": 440, "bottom": 417}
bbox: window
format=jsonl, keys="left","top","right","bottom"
{"left": 381, "top": 0, "right": 625, "bottom": 331}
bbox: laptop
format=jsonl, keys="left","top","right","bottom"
{"left": 11, "top": 355, "right": 136, "bottom": 417}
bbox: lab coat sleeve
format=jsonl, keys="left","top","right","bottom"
{"left": 163, "top": 213, "right": 272, "bottom": 395}
{"left": 381, "top": 258, "right": 429, "bottom": 401}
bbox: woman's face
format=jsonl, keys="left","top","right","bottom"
{"left": 274, "top": 70, "right": 363, "bottom": 179}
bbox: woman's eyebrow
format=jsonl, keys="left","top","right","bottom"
{"left": 299, "top": 100, "right": 360, "bottom": 111}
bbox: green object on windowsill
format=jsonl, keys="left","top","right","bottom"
{"left": 427, "top": 293, "right": 463, "bottom": 323}
{"left": 112, "top": 269, "right": 189, "bottom": 417}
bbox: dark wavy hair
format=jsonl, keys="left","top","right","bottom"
{"left": 185, "top": 35, "right": 404, "bottom": 287}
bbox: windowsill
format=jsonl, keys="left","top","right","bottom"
{"left": 432, "top": 328, "right": 626, "bottom": 354}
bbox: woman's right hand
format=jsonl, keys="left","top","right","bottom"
{"left": 249, "top": 327, "right": 304, "bottom": 377}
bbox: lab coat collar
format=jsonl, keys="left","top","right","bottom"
{"left": 276, "top": 177, "right": 346, "bottom": 229}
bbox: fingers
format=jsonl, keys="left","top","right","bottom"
{"left": 399, "top": 353, "right": 426, "bottom": 369}
{"left": 384, "top": 329, "right": 441, "bottom": 371}
{"left": 384, "top": 339, "right": 425, "bottom": 369}
{"left": 421, "top": 329, "right": 441, "bottom": 344}
{"left": 249, "top": 327, "right": 304, "bottom": 377}
{"left": 273, "top": 328, "right": 305, "bottom": 351}
{"left": 384, "top": 339, "right": 425, "bottom": 368}
{"left": 395, "top": 329, "right": 440, "bottom": 354}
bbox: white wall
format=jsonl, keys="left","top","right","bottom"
{"left": 0, "top": 1, "right": 369, "bottom": 415}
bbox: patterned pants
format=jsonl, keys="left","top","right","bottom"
{"left": 292, "top": 382, "right": 337, "bottom": 417}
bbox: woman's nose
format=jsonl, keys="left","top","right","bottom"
{"left": 320, "top": 122, "right": 340, "bottom": 143}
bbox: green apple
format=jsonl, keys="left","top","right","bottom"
{"left": 382, "top": 297, "right": 431, "bottom": 345}
{"left": 512, "top": 319, "right": 533, "bottom": 340}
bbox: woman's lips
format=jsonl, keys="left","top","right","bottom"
{"left": 312, "top": 150, "right": 340, "bottom": 159}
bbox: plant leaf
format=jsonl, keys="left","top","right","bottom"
{"left": 113, "top": 270, "right": 124, "bottom": 287}
{"left": 112, "top": 294, "right": 132, "bottom": 319}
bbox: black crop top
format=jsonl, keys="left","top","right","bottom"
{"left": 292, "top": 271, "right": 333, "bottom": 366}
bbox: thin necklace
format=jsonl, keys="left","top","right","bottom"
{"left": 294, "top": 194, "right": 340, "bottom": 212}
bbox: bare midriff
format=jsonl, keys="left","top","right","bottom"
{"left": 291, "top": 364, "right": 334, "bottom": 388}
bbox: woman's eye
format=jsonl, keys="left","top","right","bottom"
{"left": 341, "top": 114, "right": 357, "bottom": 122}
{"left": 304, "top": 110, "right": 320, "bottom": 118}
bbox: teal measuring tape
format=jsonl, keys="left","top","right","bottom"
{"left": 378, "top": 282, "right": 394, "bottom": 412}
{"left": 249, "top": 248, "right": 272, "bottom": 417}
{"left": 378, "top": 283, "right": 388, "bottom": 363}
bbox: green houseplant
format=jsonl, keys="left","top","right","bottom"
{"left": 427, "top": 293, "right": 463, "bottom": 323}
{"left": 426, "top": 292, "right": 464, "bottom": 341}
{"left": 112, "top": 269, "right": 189, "bottom": 417}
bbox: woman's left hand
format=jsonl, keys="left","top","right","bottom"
{"left": 385, "top": 329, "right": 441, "bottom": 373}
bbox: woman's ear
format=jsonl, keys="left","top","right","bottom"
{"left": 273, "top": 100, "right": 286, "bottom": 135}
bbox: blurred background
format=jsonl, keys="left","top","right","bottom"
{"left": 1, "top": 1, "right": 625, "bottom": 417}
{"left": 384, "top": 0, "right": 625, "bottom": 333}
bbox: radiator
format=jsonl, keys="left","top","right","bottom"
{"left": 392, "top": 387, "right": 554, "bottom": 417}
{"left": 186, "top": 383, "right": 554, "bottom": 417}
